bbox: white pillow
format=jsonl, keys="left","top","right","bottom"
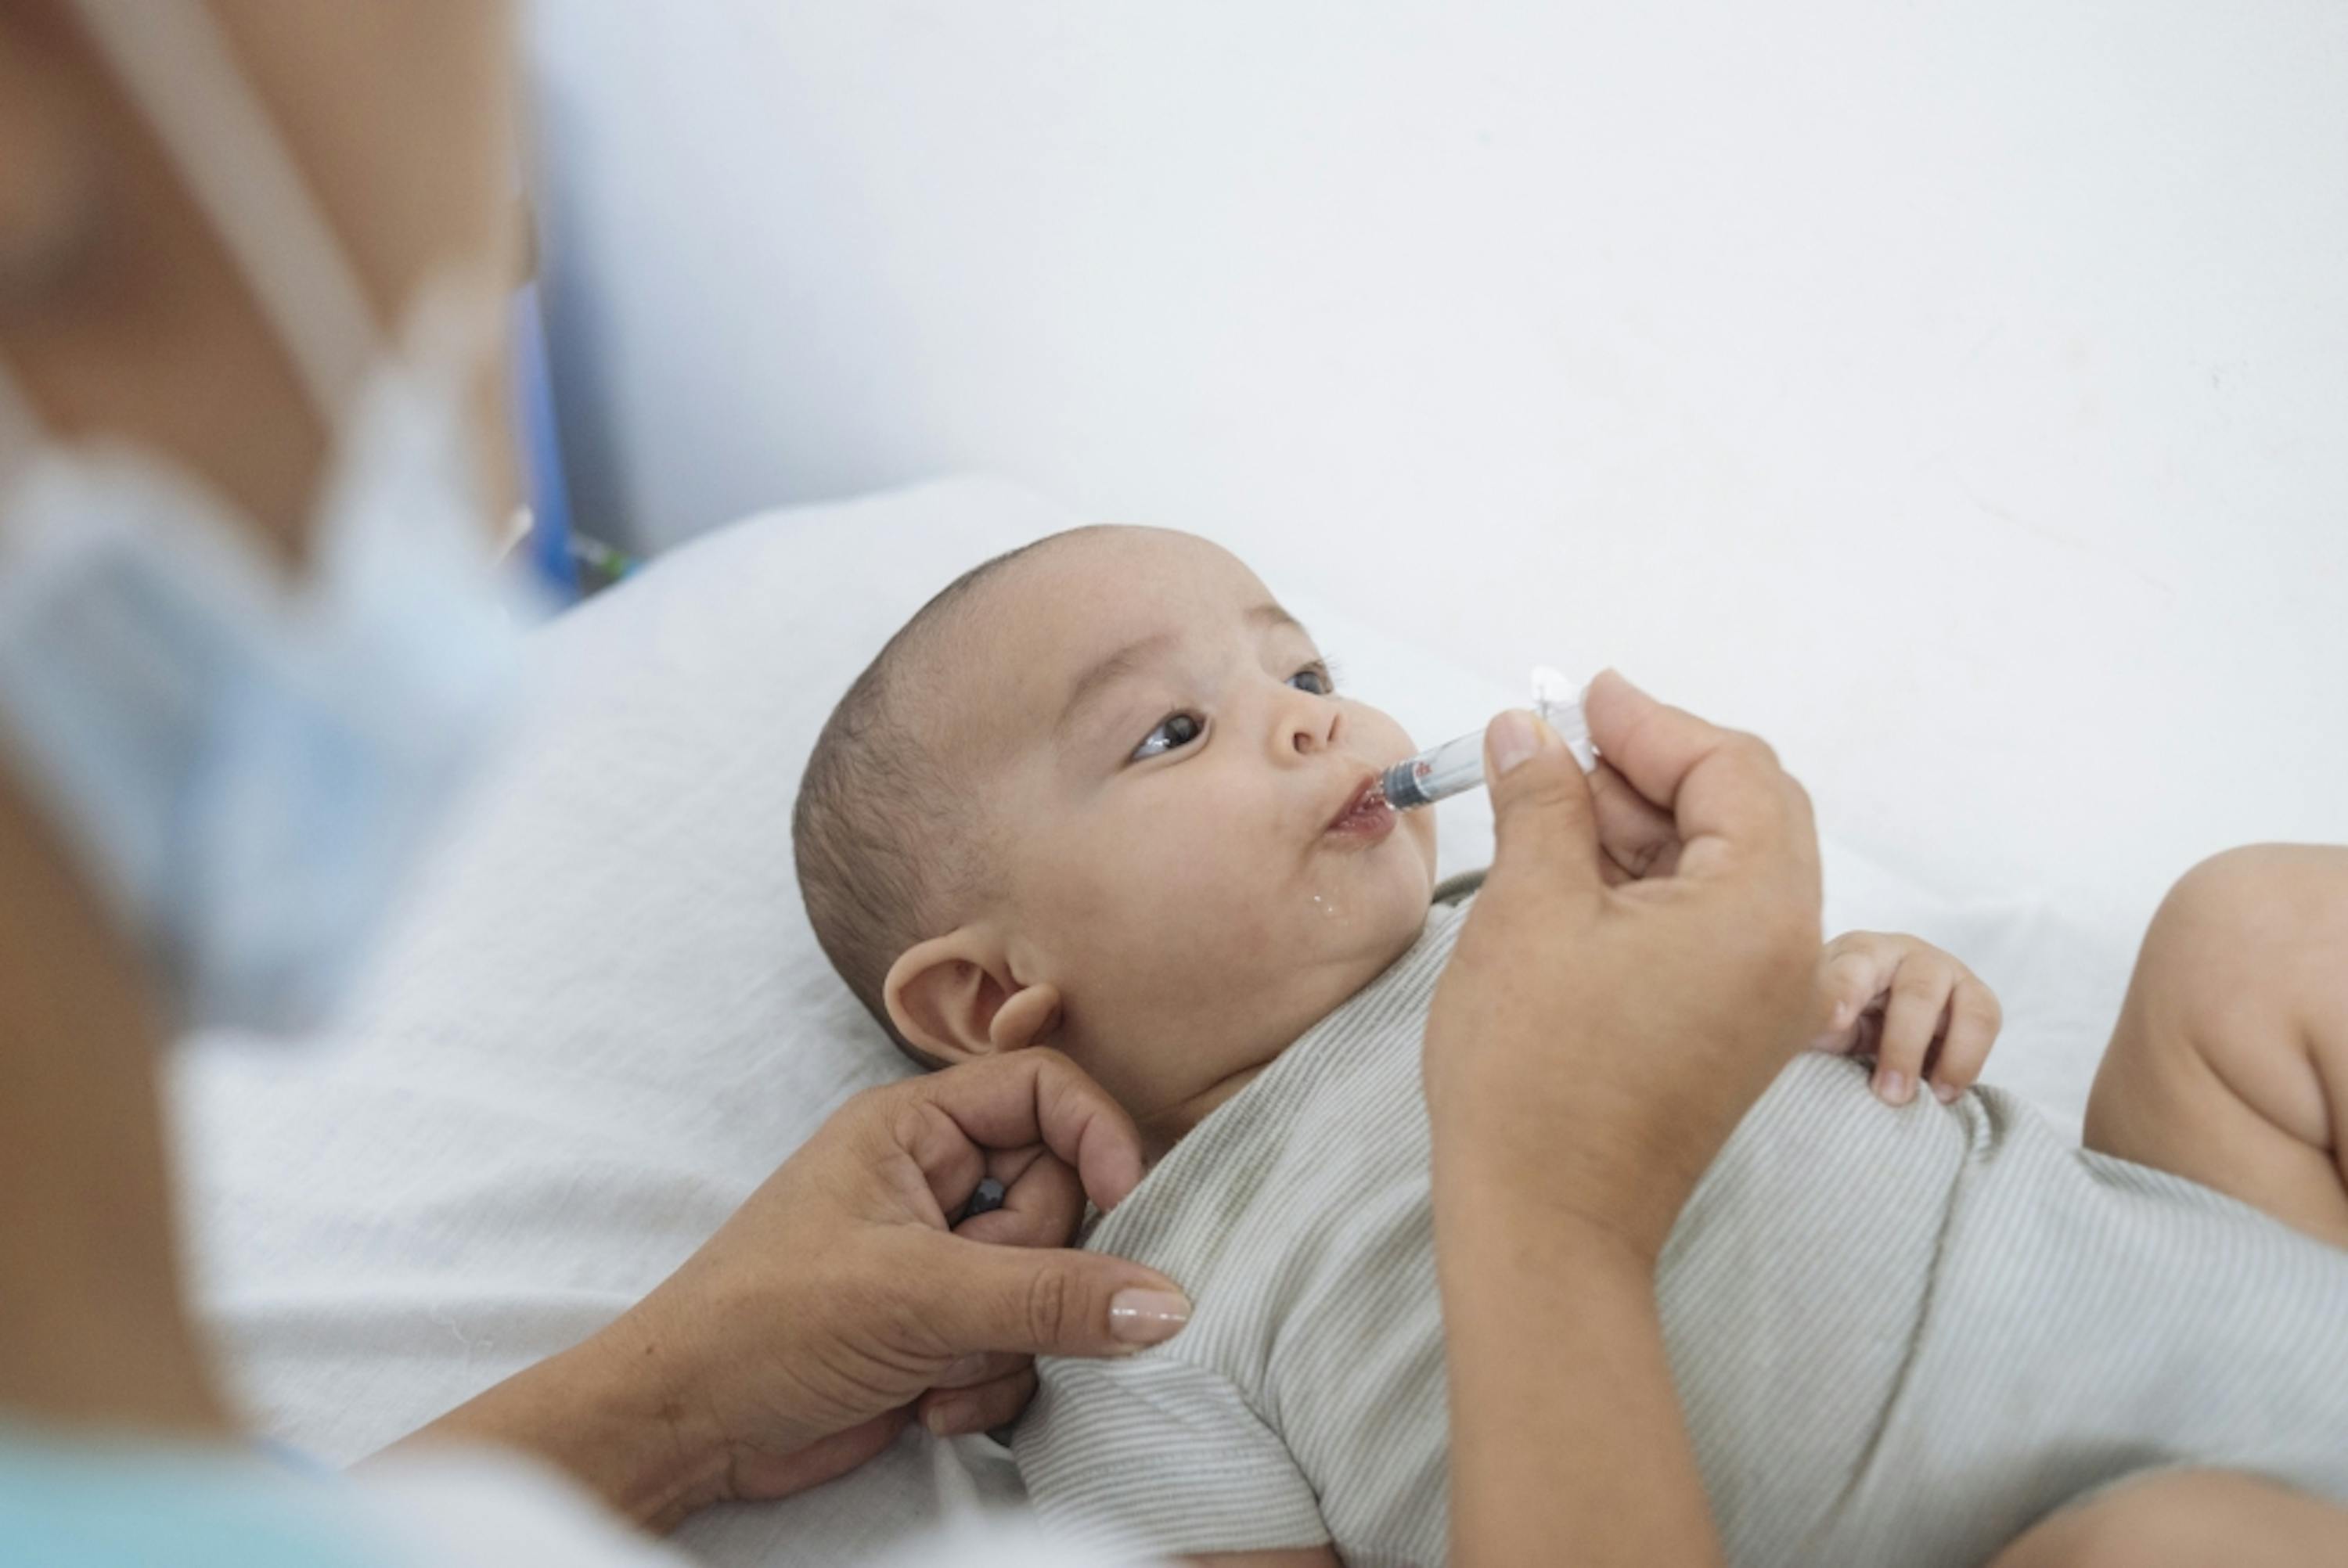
{"left": 178, "top": 476, "right": 2119, "bottom": 1568}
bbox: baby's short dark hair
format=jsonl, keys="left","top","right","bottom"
{"left": 792, "top": 535, "right": 1059, "bottom": 1063}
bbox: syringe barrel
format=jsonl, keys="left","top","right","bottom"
{"left": 1377, "top": 730, "right": 1487, "bottom": 810}
{"left": 1379, "top": 695, "right": 1597, "bottom": 811}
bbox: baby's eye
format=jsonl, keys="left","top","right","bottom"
{"left": 1288, "top": 662, "right": 1335, "bottom": 697}
{"left": 1131, "top": 710, "right": 1205, "bottom": 761}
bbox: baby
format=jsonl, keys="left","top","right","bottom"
{"left": 794, "top": 526, "right": 2348, "bottom": 1566}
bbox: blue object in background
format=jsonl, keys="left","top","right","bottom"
{"left": 508, "top": 281, "right": 581, "bottom": 602}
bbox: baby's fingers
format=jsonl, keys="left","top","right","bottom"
{"left": 1812, "top": 939, "right": 1889, "bottom": 1052}
{"left": 1925, "top": 980, "right": 2003, "bottom": 1104}
{"left": 1873, "top": 962, "right": 1951, "bottom": 1107}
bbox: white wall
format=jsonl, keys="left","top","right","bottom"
{"left": 528, "top": 1, "right": 2347, "bottom": 946}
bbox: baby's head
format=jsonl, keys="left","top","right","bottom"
{"left": 794, "top": 526, "right": 1437, "bottom": 1147}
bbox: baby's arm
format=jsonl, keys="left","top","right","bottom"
{"left": 1810, "top": 930, "right": 2003, "bottom": 1106}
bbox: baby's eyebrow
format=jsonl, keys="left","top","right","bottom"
{"left": 1053, "top": 602, "right": 1313, "bottom": 737}
{"left": 1247, "top": 601, "right": 1310, "bottom": 641}
{"left": 1056, "top": 631, "right": 1179, "bottom": 735}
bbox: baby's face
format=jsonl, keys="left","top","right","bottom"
{"left": 925, "top": 528, "right": 1437, "bottom": 1141}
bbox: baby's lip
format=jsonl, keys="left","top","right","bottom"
{"left": 1323, "top": 771, "right": 1389, "bottom": 833}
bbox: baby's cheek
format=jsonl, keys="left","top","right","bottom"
{"left": 1408, "top": 811, "right": 1439, "bottom": 879}
{"left": 1070, "top": 818, "right": 1257, "bottom": 949}
{"left": 1186, "top": 837, "right": 1284, "bottom": 940}
{"left": 1341, "top": 696, "right": 1413, "bottom": 750}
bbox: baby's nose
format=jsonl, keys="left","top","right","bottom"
{"left": 1289, "top": 704, "right": 1340, "bottom": 753}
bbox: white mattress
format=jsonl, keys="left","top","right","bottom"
{"left": 176, "top": 476, "right": 2136, "bottom": 1566}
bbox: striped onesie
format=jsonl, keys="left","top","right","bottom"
{"left": 1014, "top": 879, "right": 2348, "bottom": 1566}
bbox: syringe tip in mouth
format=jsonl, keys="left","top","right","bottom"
{"left": 1375, "top": 759, "right": 1431, "bottom": 811}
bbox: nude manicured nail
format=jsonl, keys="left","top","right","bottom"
{"left": 1932, "top": 1080, "right": 1961, "bottom": 1104}
{"left": 1109, "top": 1289, "right": 1191, "bottom": 1346}
{"left": 1878, "top": 1070, "right": 1910, "bottom": 1106}
{"left": 1490, "top": 710, "right": 1540, "bottom": 775}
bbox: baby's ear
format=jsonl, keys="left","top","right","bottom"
{"left": 884, "top": 930, "right": 1061, "bottom": 1064}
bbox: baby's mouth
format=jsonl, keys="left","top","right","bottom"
{"left": 1323, "top": 775, "right": 1397, "bottom": 841}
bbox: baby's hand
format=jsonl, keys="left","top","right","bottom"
{"left": 1810, "top": 931, "right": 2002, "bottom": 1106}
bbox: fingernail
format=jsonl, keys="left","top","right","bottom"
{"left": 942, "top": 1354, "right": 989, "bottom": 1385}
{"left": 1932, "top": 1079, "right": 1961, "bottom": 1104}
{"left": 1108, "top": 1288, "right": 1191, "bottom": 1346}
{"left": 1490, "top": 710, "right": 1540, "bottom": 775}
{"left": 924, "top": 1400, "right": 970, "bottom": 1437}
{"left": 1878, "top": 1069, "right": 1910, "bottom": 1106}
{"left": 1831, "top": 1000, "right": 1854, "bottom": 1029}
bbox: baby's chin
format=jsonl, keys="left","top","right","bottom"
{"left": 1304, "top": 835, "right": 1440, "bottom": 980}
{"left": 1125, "top": 886, "right": 1435, "bottom": 1153}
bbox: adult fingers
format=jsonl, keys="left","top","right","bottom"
{"left": 1589, "top": 759, "right": 1682, "bottom": 881}
{"left": 1925, "top": 983, "right": 2003, "bottom": 1103}
{"left": 897, "top": 1052, "right": 1148, "bottom": 1215}
{"left": 919, "top": 1365, "right": 1038, "bottom": 1438}
{"left": 1481, "top": 709, "right": 1605, "bottom": 894}
{"left": 909, "top": 1230, "right": 1190, "bottom": 1361}
{"left": 1579, "top": 671, "right": 1817, "bottom": 894}
{"left": 1873, "top": 963, "right": 1952, "bottom": 1106}
{"left": 927, "top": 1350, "right": 1030, "bottom": 1390}
{"left": 723, "top": 1409, "right": 912, "bottom": 1505}
{"left": 954, "top": 1149, "right": 1086, "bottom": 1252}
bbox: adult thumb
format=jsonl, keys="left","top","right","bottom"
{"left": 921, "top": 1234, "right": 1192, "bottom": 1361}
{"left": 1483, "top": 708, "right": 1604, "bottom": 890}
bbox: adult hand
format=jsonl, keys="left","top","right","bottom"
{"left": 1424, "top": 668, "right": 1827, "bottom": 1262}
{"left": 390, "top": 1050, "right": 1189, "bottom": 1531}
{"left": 1425, "top": 671, "right": 1827, "bottom": 1568}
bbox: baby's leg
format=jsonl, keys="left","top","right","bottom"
{"left": 2083, "top": 843, "right": 2348, "bottom": 1248}
{"left": 1986, "top": 1470, "right": 2348, "bottom": 1568}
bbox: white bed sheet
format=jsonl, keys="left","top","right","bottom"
{"left": 176, "top": 476, "right": 2135, "bottom": 1567}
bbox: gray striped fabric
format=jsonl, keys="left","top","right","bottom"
{"left": 1015, "top": 882, "right": 2348, "bottom": 1566}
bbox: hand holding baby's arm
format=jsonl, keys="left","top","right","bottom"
{"left": 1810, "top": 930, "right": 2003, "bottom": 1106}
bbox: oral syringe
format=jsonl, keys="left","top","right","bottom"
{"left": 1375, "top": 665, "right": 1598, "bottom": 811}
